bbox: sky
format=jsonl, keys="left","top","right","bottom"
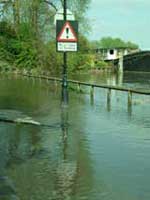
{"left": 87, "top": 0, "right": 149, "bottom": 49}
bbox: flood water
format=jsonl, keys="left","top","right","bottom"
{"left": 0, "top": 72, "right": 150, "bottom": 200}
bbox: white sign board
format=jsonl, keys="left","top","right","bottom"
{"left": 57, "top": 42, "right": 77, "bottom": 52}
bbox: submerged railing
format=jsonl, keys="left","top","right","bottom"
{"left": 21, "top": 73, "right": 150, "bottom": 113}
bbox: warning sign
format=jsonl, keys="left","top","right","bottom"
{"left": 57, "top": 21, "right": 77, "bottom": 42}
{"left": 56, "top": 20, "right": 78, "bottom": 52}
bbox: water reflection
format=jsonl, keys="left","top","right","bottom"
{"left": 52, "top": 100, "right": 99, "bottom": 200}
{"left": 0, "top": 108, "right": 94, "bottom": 199}
{"left": 116, "top": 72, "right": 124, "bottom": 86}
{"left": 71, "top": 72, "right": 124, "bottom": 87}
{"left": 61, "top": 105, "right": 68, "bottom": 161}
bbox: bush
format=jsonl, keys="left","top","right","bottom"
{"left": 94, "top": 60, "right": 109, "bottom": 69}
{"left": 0, "top": 21, "right": 94, "bottom": 75}
{"left": 67, "top": 53, "right": 93, "bottom": 73}
{"left": 14, "top": 41, "right": 39, "bottom": 69}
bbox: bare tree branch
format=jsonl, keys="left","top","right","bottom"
{"left": 43, "top": 0, "right": 58, "bottom": 11}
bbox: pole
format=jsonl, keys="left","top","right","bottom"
{"left": 62, "top": 0, "right": 68, "bottom": 105}
{"left": 118, "top": 51, "right": 124, "bottom": 74}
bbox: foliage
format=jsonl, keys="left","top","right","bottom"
{"left": 67, "top": 53, "right": 91, "bottom": 73}
{"left": 1, "top": 1, "right": 139, "bottom": 74}
{"left": 67, "top": 35, "right": 93, "bottom": 73}
{"left": 94, "top": 60, "right": 110, "bottom": 69}
{"left": 93, "top": 37, "right": 139, "bottom": 49}
{"left": 67, "top": 0, "right": 91, "bottom": 34}
{"left": 0, "top": 0, "right": 92, "bottom": 74}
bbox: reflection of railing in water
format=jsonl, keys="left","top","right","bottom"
{"left": 21, "top": 73, "right": 150, "bottom": 114}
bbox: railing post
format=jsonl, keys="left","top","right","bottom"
{"left": 77, "top": 83, "right": 81, "bottom": 92}
{"left": 39, "top": 76, "right": 42, "bottom": 84}
{"left": 128, "top": 91, "right": 132, "bottom": 106}
{"left": 32, "top": 76, "right": 35, "bottom": 85}
{"left": 118, "top": 51, "right": 124, "bottom": 74}
{"left": 47, "top": 77, "right": 49, "bottom": 84}
{"left": 107, "top": 88, "right": 111, "bottom": 111}
{"left": 128, "top": 91, "right": 132, "bottom": 115}
{"left": 55, "top": 79, "right": 58, "bottom": 87}
{"left": 90, "top": 86, "right": 94, "bottom": 104}
{"left": 90, "top": 86, "right": 94, "bottom": 97}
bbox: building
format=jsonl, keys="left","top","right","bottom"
{"left": 95, "top": 47, "right": 139, "bottom": 61}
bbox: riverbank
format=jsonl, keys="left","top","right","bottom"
{"left": 0, "top": 61, "right": 115, "bottom": 77}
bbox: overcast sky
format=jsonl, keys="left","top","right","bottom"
{"left": 87, "top": 0, "right": 149, "bottom": 49}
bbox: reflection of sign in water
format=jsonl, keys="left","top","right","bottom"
{"left": 56, "top": 20, "right": 78, "bottom": 52}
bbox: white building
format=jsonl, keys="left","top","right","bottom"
{"left": 96, "top": 48, "right": 139, "bottom": 61}
{"left": 106, "top": 49, "right": 118, "bottom": 60}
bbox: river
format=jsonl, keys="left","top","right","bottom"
{"left": 0, "top": 72, "right": 150, "bottom": 200}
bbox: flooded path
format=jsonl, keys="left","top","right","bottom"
{"left": 0, "top": 72, "right": 150, "bottom": 200}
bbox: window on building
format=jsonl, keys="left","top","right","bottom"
{"left": 110, "top": 49, "right": 114, "bottom": 55}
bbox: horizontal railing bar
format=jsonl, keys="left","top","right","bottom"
{"left": 21, "top": 74, "right": 150, "bottom": 96}
{"left": 68, "top": 80, "right": 150, "bottom": 95}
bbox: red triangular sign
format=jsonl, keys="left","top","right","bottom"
{"left": 57, "top": 21, "right": 77, "bottom": 42}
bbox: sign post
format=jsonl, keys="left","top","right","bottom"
{"left": 56, "top": 0, "right": 78, "bottom": 105}
{"left": 62, "top": 0, "right": 68, "bottom": 105}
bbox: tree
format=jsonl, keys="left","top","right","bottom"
{"left": 0, "top": 0, "right": 92, "bottom": 74}
{"left": 94, "top": 37, "right": 139, "bottom": 49}
{"left": 68, "top": 0, "right": 91, "bottom": 34}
